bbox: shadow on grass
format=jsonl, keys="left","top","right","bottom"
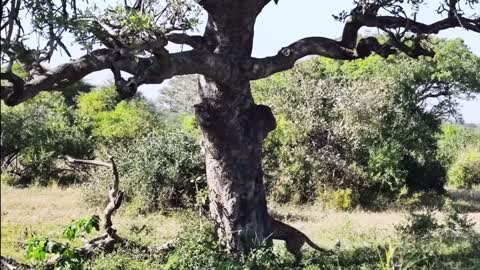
{"left": 448, "top": 188, "right": 480, "bottom": 212}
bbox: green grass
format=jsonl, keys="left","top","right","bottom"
{"left": 1, "top": 185, "right": 479, "bottom": 269}
{"left": 1, "top": 224, "right": 63, "bottom": 263}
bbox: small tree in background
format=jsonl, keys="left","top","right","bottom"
{"left": 155, "top": 75, "right": 200, "bottom": 113}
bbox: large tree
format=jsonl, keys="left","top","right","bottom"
{"left": 1, "top": 0, "right": 479, "bottom": 254}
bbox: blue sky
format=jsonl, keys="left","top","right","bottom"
{"left": 40, "top": 0, "right": 480, "bottom": 123}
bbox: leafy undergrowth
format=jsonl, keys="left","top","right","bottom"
{"left": 2, "top": 186, "right": 479, "bottom": 269}
{"left": 87, "top": 206, "right": 479, "bottom": 270}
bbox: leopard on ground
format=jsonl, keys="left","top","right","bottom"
{"left": 271, "top": 218, "right": 333, "bottom": 264}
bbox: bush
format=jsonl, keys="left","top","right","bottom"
{"left": 75, "top": 86, "right": 118, "bottom": 119}
{"left": 447, "top": 147, "right": 480, "bottom": 189}
{"left": 396, "top": 211, "right": 441, "bottom": 240}
{"left": 25, "top": 216, "right": 100, "bottom": 269}
{"left": 83, "top": 129, "right": 205, "bottom": 213}
{"left": 0, "top": 172, "right": 16, "bottom": 186}
{"left": 90, "top": 248, "right": 164, "bottom": 270}
{"left": 1, "top": 93, "right": 94, "bottom": 185}
{"left": 93, "top": 101, "right": 156, "bottom": 141}
{"left": 163, "top": 218, "right": 230, "bottom": 270}
{"left": 320, "top": 188, "right": 358, "bottom": 210}
{"left": 437, "top": 124, "right": 480, "bottom": 167}
{"left": 390, "top": 201, "right": 479, "bottom": 269}
{"left": 75, "top": 87, "right": 160, "bottom": 143}
{"left": 163, "top": 216, "right": 290, "bottom": 270}
{"left": 367, "top": 143, "right": 408, "bottom": 193}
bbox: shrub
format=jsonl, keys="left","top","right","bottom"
{"left": 263, "top": 114, "right": 365, "bottom": 204}
{"left": 447, "top": 147, "right": 480, "bottom": 189}
{"left": 396, "top": 199, "right": 476, "bottom": 240}
{"left": 1, "top": 93, "right": 94, "bottom": 185}
{"left": 163, "top": 217, "right": 234, "bottom": 270}
{"left": 396, "top": 211, "right": 440, "bottom": 240}
{"left": 367, "top": 143, "right": 408, "bottom": 193}
{"left": 443, "top": 199, "right": 476, "bottom": 233}
{"left": 320, "top": 188, "right": 358, "bottom": 210}
{"left": 0, "top": 172, "right": 16, "bottom": 186}
{"left": 75, "top": 86, "right": 118, "bottom": 120}
{"left": 437, "top": 124, "right": 480, "bottom": 167}
{"left": 90, "top": 248, "right": 164, "bottom": 270}
{"left": 93, "top": 101, "right": 156, "bottom": 141}
{"left": 83, "top": 129, "right": 205, "bottom": 213}
{"left": 390, "top": 202, "right": 480, "bottom": 269}
{"left": 25, "top": 216, "right": 100, "bottom": 269}
{"left": 262, "top": 115, "right": 313, "bottom": 203}
{"left": 75, "top": 87, "right": 160, "bottom": 143}
{"left": 179, "top": 113, "right": 201, "bottom": 138}
{"left": 243, "top": 246, "right": 289, "bottom": 270}
{"left": 252, "top": 39, "right": 480, "bottom": 205}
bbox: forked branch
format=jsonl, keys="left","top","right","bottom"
{"left": 63, "top": 155, "right": 124, "bottom": 253}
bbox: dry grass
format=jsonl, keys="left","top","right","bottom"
{"left": 270, "top": 204, "right": 403, "bottom": 249}
{"left": 1, "top": 185, "right": 91, "bottom": 225}
{"left": 1, "top": 185, "right": 479, "bottom": 263}
{"left": 0, "top": 185, "right": 180, "bottom": 262}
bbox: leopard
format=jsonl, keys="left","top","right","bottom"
{"left": 271, "top": 218, "right": 333, "bottom": 264}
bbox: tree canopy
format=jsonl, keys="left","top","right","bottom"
{"left": 1, "top": 0, "right": 479, "bottom": 105}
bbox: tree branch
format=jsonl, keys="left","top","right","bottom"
{"left": 364, "top": 15, "right": 480, "bottom": 34}
{"left": 242, "top": 4, "right": 479, "bottom": 81}
{"left": 1, "top": 49, "right": 137, "bottom": 105}
{"left": 242, "top": 37, "right": 396, "bottom": 80}
{"left": 166, "top": 33, "right": 206, "bottom": 50}
{"left": 62, "top": 155, "right": 113, "bottom": 168}
{"left": 103, "top": 156, "right": 122, "bottom": 231}
{"left": 1, "top": 47, "right": 237, "bottom": 106}
{"left": 2, "top": 1, "right": 478, "bottom": 106}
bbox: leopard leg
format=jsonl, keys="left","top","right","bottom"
{"left": 286, "top": 239, "right": 304, "bottom": 266}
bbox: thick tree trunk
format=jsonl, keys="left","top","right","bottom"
{"left": 195, "top": 76, "right": 276, "bottom": 254}
{"left": 193, "top": 5, "right": 277, "bottom": 254}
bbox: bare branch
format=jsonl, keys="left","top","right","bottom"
{"left": 103, "top": 156, "right": 122, "bottom": 231}
{"left": 242, "top": 36, "right": 397, "bottom": 80}
{"left": 62, "top": 155, "right": 113, "bottom": 168}
{"left": 167, "top": 33, "right": 206, "bottom": 50}
{"left": 364, "top": 15, "right": 480, "bottom": 34}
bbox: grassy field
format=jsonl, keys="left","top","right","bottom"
{"left": 1, "top": 185, "right": 479, "bottom": 268}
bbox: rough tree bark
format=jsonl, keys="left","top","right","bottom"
{"left": 1, "top": 0, "right": 479, "bottom": 257}
{"left": 194, "top": 10, "right": 277, "bottom": 253}
{"left": 195, "top": 78, "right": 274, "bottom": 254}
